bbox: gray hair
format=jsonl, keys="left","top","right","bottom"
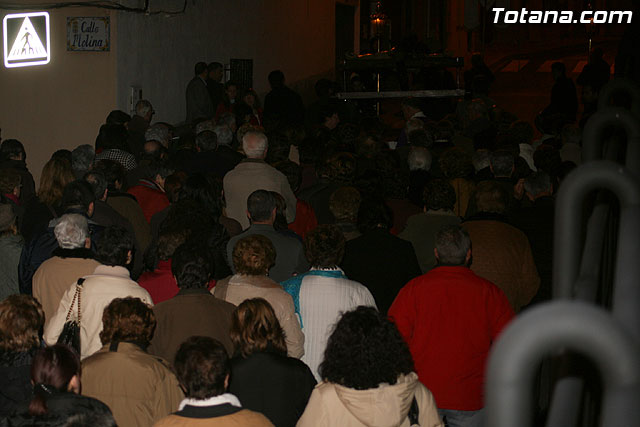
{"left": 524, "top": 171, "right": 552, "bottom": 196}
{"left": 213, "top": 124, "right": 233, "bottom": 146}
{"left": 408, "top": 147, "right": 432, "bottom": 171}
{"left": 71, "top": 144, "right": 95, "bottom": 173}
{"left": 196, "top": 130, "right": 217, "bottom": 152}
{"left": 435, "top": 225, "right": 471, "bottom": 266}
{"left": 218, "top": 112, "right": 236, "bottom": 130}
{"left": 195, "top": 120, "right": 215, "bottom": 135}
{"left": 489, "top": 150, "right": 514, "bottom": 177}
{"left": 242, "top": 131, "right": 268, "bottom": 159}
{"left": 405, "top": 117, "right": 425, "bottom": 134}
{"left": 135, "top": 99, "right": 153, "bottom": 117}
{"left": 472, "top": 150, "right": 491, "bottom": 172}
{"left": 54, "top": 214, "right": 89, "bottom": 249}
{"left": 145, "top": 124, "right": 169, "bottom": 147}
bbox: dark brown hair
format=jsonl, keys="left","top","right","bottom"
{"left": 230, "top": 298, "right": 287, "bottom": 358}
{"left": 0, "top": 295, "right": 44, "bottom": 353}
{"left": 29, "top": 345, "right": 81, "bottom": 415}
{"left": 232, "top": 235, "right": 276, "bottom": 276}
{"left": 304, "top": 225, "right": 345, "bottom": 268}
{"left": 174, "top": 336, "right": 229, "bottom": 399}
{"left": 99, "top": 298, "right": 156, "bottom": 346}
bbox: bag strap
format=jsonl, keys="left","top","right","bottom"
{"left": 64, "top": 278, "right": 85, "bottom": 322}
{"left": 408, "top": 396, "right": 420, "bottom": 426}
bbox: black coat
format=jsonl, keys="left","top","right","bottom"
{"left": 1, "top": 392, "right": 114, "bottom": 426}
{"left": 341, "top": 229, "right": 422, "bottom": 314}
{"left": 0, "top": 351, "right": 35, "bottom": 419}
{"left": 229, "top": 350, "right": 316, "bottom": 427}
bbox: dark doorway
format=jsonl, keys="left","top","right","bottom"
{"left": 336, "top": 3, "right": 355, "bottom": 66}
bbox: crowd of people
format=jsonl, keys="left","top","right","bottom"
{"left": 0, "top": 52, "right": 604, "bottom": 426}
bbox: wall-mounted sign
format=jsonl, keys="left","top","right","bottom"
{"left": 67, "top": 17, "right": 109, "bottom": 51}
{"left": 3, "top": 12, "right": 50, "bottom": 68}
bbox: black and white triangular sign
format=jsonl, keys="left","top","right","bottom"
{"left": 3, "top": 12, "right": 50, "bottom": 68}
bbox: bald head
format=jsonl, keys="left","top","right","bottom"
{"left": 242, "top": 131, "right": 268, "bottom": 159}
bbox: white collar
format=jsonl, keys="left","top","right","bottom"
{"left": 179, "top": 393, "right": 241, "bottom": 411}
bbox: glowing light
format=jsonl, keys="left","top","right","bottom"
{"left": 3, "top": 12, "right": 50, "bottom": 68}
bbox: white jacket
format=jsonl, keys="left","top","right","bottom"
{"left": 44, "top": 265, "right": 153, "bottom": 359}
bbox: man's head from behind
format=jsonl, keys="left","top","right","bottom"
{"left": 61, "top": 180, "right": 95, "bottom": 216}
{"left": 247, "top": 190, "right": 276, "bottom": 224}
{"left": 524, "top": 171, "right": 553, "bottom": 201}
{"left": 195, "top": 131, "right": 217, "bottom": 153}
{"left": 489, "top": 149, "right": 515, "bottom": 178}
{"left": 474, "top": 180, "right": 509, "bottom": 214}
{"left": 96, "top": 226, "right": 133, "bottom": 267}
{"left": 174, "top": 336, "right": 230, "bottom": 399}
{"left": 434, "top": 225, "right": 471, "bottom": 266}
{"left": 194, "top": 62, "right": 208, "bottom": 78}
{"left": 0, "top": 139, "right": 26, "bottom": 162}
{"left": 242, "top": 131, "right": 268, "bottom": 159}
{"left": 268, "top": 70, "right": 285, "bottom": 89}
{"left": 135, "top": 99, "right": 154, "bottom": 121}
{"left": 171, "top": 243, "right": 211, "bottom": 290}
{"left": 54, "top": 214, "right": 90, "bottom": 250}
{"left": 208, "top": 62, "right": 223, "bottom": 82}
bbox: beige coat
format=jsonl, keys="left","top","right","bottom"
{"left": 297, "top": 372, "right": 444, "bottom": 427}
{"left": 223, "top": 159, "right": 297, "bottom": 229}
{"left": 213, "top": 274, "right": 304, "bottom": 358}
{"left": 463, "top": 219, "right": 540, "bottom": 312}
{"left": 43, "top": 265, "right": 153, "bottom": 359}
{"left": 32, "top": 254, "right": 101, "bottom": 330}
{"left": 82, "top": 342, "right": 184, "bottom": 427}
{"left": 154, "top": 410, "right": 273, "bottom": 427}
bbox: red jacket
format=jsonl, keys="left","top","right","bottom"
{"left": 288, "top": 199, "right": 317, "bottom": 240}
{"left": 389, "top": 266, "right": 514, "bottom": 411}
{"left": 138, "top": 259, "right": 216, "bottom": 305}
{"left": 127, "top": 179, "right": 169, "bottom": 223}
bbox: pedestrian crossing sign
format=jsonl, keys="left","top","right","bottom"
{"left": 3, "top": 12, "right": 50, "bottom": 68}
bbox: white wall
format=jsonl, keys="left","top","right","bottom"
{"left": 117, "top": 0, "right": 354, "bottom": 125}
{"left": 0, "top": 5, "right": 117, "bottom": 184}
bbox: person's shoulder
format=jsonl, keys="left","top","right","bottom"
{"left": 233, "top": 409, "right": 274, "bottom": 426}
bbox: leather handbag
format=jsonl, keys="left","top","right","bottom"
{"left": 56, "top": 278, "right": 84, "bottom": 354}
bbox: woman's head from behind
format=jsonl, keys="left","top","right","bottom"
{"left": 230, "top": 298, "right": 287, "bottom": 358}
{"left": 320, "top": 306, "right": 414, "bottom": 390}
{"left": 99, "top": 297, "right": 156, "bottom": 347}
{"left": 0, "top": 295, "right": 44, "bottom": 354}
{"left": 232, "top": 234, "right": 276, "bottom": 276}
{"left": 38, "top": 157, "right": 75, "bottom": 207}
{"left": 29, "top": 344, "right": 81, "bottom": 415}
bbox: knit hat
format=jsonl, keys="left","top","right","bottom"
{"left": 0, "top": 204, "right": 16, "bottom": 232}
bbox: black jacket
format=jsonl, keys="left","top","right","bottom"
{"left": 229, "top": 350, "right": 316, "bottom": 427}
{"left": 1, "top": 392, "right": 114, "bottom": 426}
{"left": 341, "top": 229, "right": 422, "bottom": 314}
{"left": 0, "top": 350, "right": 35, "bottom": 419}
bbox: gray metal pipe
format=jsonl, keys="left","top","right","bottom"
{"left": 486, "top": 301, "right": 640, "bottom": 427}
{"left": 612, "top": 205, "right": 640, "bottom": 343}
{"left": 545, "top": 377, "right": 584, "bottom": 427}
{"left": 553, "top": 161, "right": 640, "bottom": 300}
{"left": 582, "top": 108, "right": 640, "bottom": 172}
{"left": 597, "top": 78, "right": 640, "bottom": 118}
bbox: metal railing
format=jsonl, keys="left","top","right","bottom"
{"left": 486, "top": 78, "right": 640, "bottom": 427}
